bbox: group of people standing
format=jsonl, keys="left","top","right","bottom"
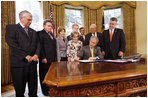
{"left": 5, "top": 10, "right": 126, "bottom": 97}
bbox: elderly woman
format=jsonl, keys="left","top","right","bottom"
{"left": 56, "top": 26, "right": 67, "bottom": 62}
{"left": 67, "top": 31, "right": 82, "bottom": 61}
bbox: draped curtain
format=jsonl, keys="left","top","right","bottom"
{"left": 1, "top": 1, "right": 16, "bottom": 85}
{"left": 122, "top": 4, "right": 137, "bottom": 56}
{"left": 83, "top": 6, "right": 104, "bottom": 34}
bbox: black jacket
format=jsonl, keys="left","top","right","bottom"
{"left": 5, "top": 23, "right": 40, "bottom": 67}
{"left": 84, "top": 32, "right": 103, "bottom": 51}
{"left": 38, "top": 29, "right": 56, "bottom": 63}
{"left": 79, "top": 35, "right": 85, "bottom": 46}
{"left": 102, "top": 28, "right": 126, "bottom": 59}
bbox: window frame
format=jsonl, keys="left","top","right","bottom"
{"left": 103, "top": 5, "right": 123, "bottom": 30}
{"left": 64, "top": 4, "right": 84, "bottom": 37}
{"left": 15, "top": 1, "right": 43, "bottom": 31}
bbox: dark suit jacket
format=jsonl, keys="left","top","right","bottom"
{"left": 5, "top": 23, "right": 40, "bottom": 67}
{"left": 84, "top": 32, "right": 103, "bottom": 51}
{"left": 77, "top": 45, "right": 103, "bottom": 60}
{"left": 38, "top": 29, "right": 56, "bottom": 63}
{"left": 67, "top": 35, "right": 72, "bottom": 41}
{"left": 79, "top": 35, "right": 85, "bottom": 46}
{"left": 102, "top": 28, "right": 126, "bottom": 59}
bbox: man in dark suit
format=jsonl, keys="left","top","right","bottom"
{"left": 75, "top": 36, "right": 103, "bottom": 60}
{"left": 38, "top": 20, "right": 56, "bottom": 96}
{"left": 84, "top": 24, "right": 103, "bottom": 50}
{"left": 5, "top": 10, "right": 40, "bottom": 97}
{"left": 67, "top": 24, "right": 79, "bottom": 41}
{"left": 102, "top": 17, "right": 126, "bottom": 59}
{"left": 79, "top": 27, "right": 85, "bottom": 46}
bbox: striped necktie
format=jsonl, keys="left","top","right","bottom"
{"left": 24, "top": 27, "right": 28, "bottom": 35}
{"left": 48, "top": 32, "right": 53, "bottom": 40}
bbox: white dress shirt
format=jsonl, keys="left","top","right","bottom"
{"left": 92, "top": 32, "right": 97, "bottom": 37}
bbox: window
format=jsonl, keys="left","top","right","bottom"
{"left": 15, "top": 1, "right": 43, "bottom": 31}
{"left": 65, "top": 5, "right": 83, "bottom": 37}
{"left": 103, "top": 8, "right": 122, "bottom": 30}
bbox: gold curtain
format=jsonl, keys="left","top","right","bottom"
{"left": 1, "top": 1, "right": 16, "bottom": 85}
{"left": 43, "top": 1, "right": 50, "bottom": 19}
{"left": 50, "top": 1, "right": 136, "bottom": 9}
{"left": 52, "top": 4, "right": 65, "bottom": 37}
{"left": 83, "top": 6, "right": 104, "bottom": 34}
{"left": 43, "top": 1, "right": 65, "bottom": 37}
{"left": 122, "top": 4, "right": 137, "bottom": 56}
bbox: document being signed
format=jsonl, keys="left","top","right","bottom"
{"left": 76, "top": 60, "right": 96, "bottom": 63}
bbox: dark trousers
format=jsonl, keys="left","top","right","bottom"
{"left": 39, "top": 62, "right": 51, "bottom": 94}
{"left": 105, "top": 49, "right": 121, "bottom": 59}
{"left": 11, "top": 62, "right": 38, "bottom": 97}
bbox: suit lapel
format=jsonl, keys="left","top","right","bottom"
{"left": 17, "top": 23, "right": 29, "bottom": 37}
{"left": 93, "top": 47, "right": 97, "bottom": 57}
{"left": 43, "top": 29, "right": 53, "bottom": 40}
{"left": 107, "top": 30, "right": 110, "bottom": 43}
{"left": 59, "top": 36, "right": 65, "bottom": 44}
{"left": 28, "top": 28, "right": 33, "bottom": 38}
{"left": 112, "top": 28, "right": 117, "bottom": 42}
{"left": 87, "top": 46, "right": 92, "bottom": 57}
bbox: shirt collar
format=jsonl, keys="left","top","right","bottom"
{"left": 44, "top": 29, "right": 51, "bottom": 34}
{"left": 109, "top": 28, "right": 115, "bottom": 34}
{"left": 59, "top": 35, "right": 65, "bottom": 40}
{"left": 92, "top": 32, "right": 97, "bottom": 36}
{"left": 89, "top": 46, "right": 94, "bottom": 50}
{"left": 19, "top": 22, "right": 25, "bottom": 28}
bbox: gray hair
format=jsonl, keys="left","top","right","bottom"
{"left": 90, "top": 36, "right": 99, "bottom": 43}
{"left": 90, "top": 24, "right": 97, "bottom": 29}
{"left": 19, "top": 10, "right": 32, "bottom": 19}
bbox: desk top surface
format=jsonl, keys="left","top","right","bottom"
{"left": 43, "top": 59, "right": 147, "bottom": 87}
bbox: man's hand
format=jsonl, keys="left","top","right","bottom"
{"left": 118, "top": 51, "right": 123, "bottom": 56}
{"left": 32, "top": 55, "right": 38, "bottom": 62}
{"left": 25, "top": 55, "right": 32, "bottom": 63}
{"left": 88, "top": 57, "right": 97, "bottom": 60}
{"left": 102, "top": 51, "right": 105, "bottom": 56}
{"left": 74, "top": 56, "right": 80, "bottom": 61}
{"left": 42, "top": 58, "right": 47, "bottom": 64}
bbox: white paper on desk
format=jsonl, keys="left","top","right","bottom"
{"left": 77, "top": 60, "right": 96, "bottom": 63}
{"left": 103, "top": 59, "right": 129, "bottom": 63}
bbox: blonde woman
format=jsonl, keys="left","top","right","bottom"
{"left": 67, "top": 31, "right": 82, "bottom": 61}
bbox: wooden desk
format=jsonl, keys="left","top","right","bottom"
{"left": 43, "top": 59, "right": 147, "bottom": 97}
